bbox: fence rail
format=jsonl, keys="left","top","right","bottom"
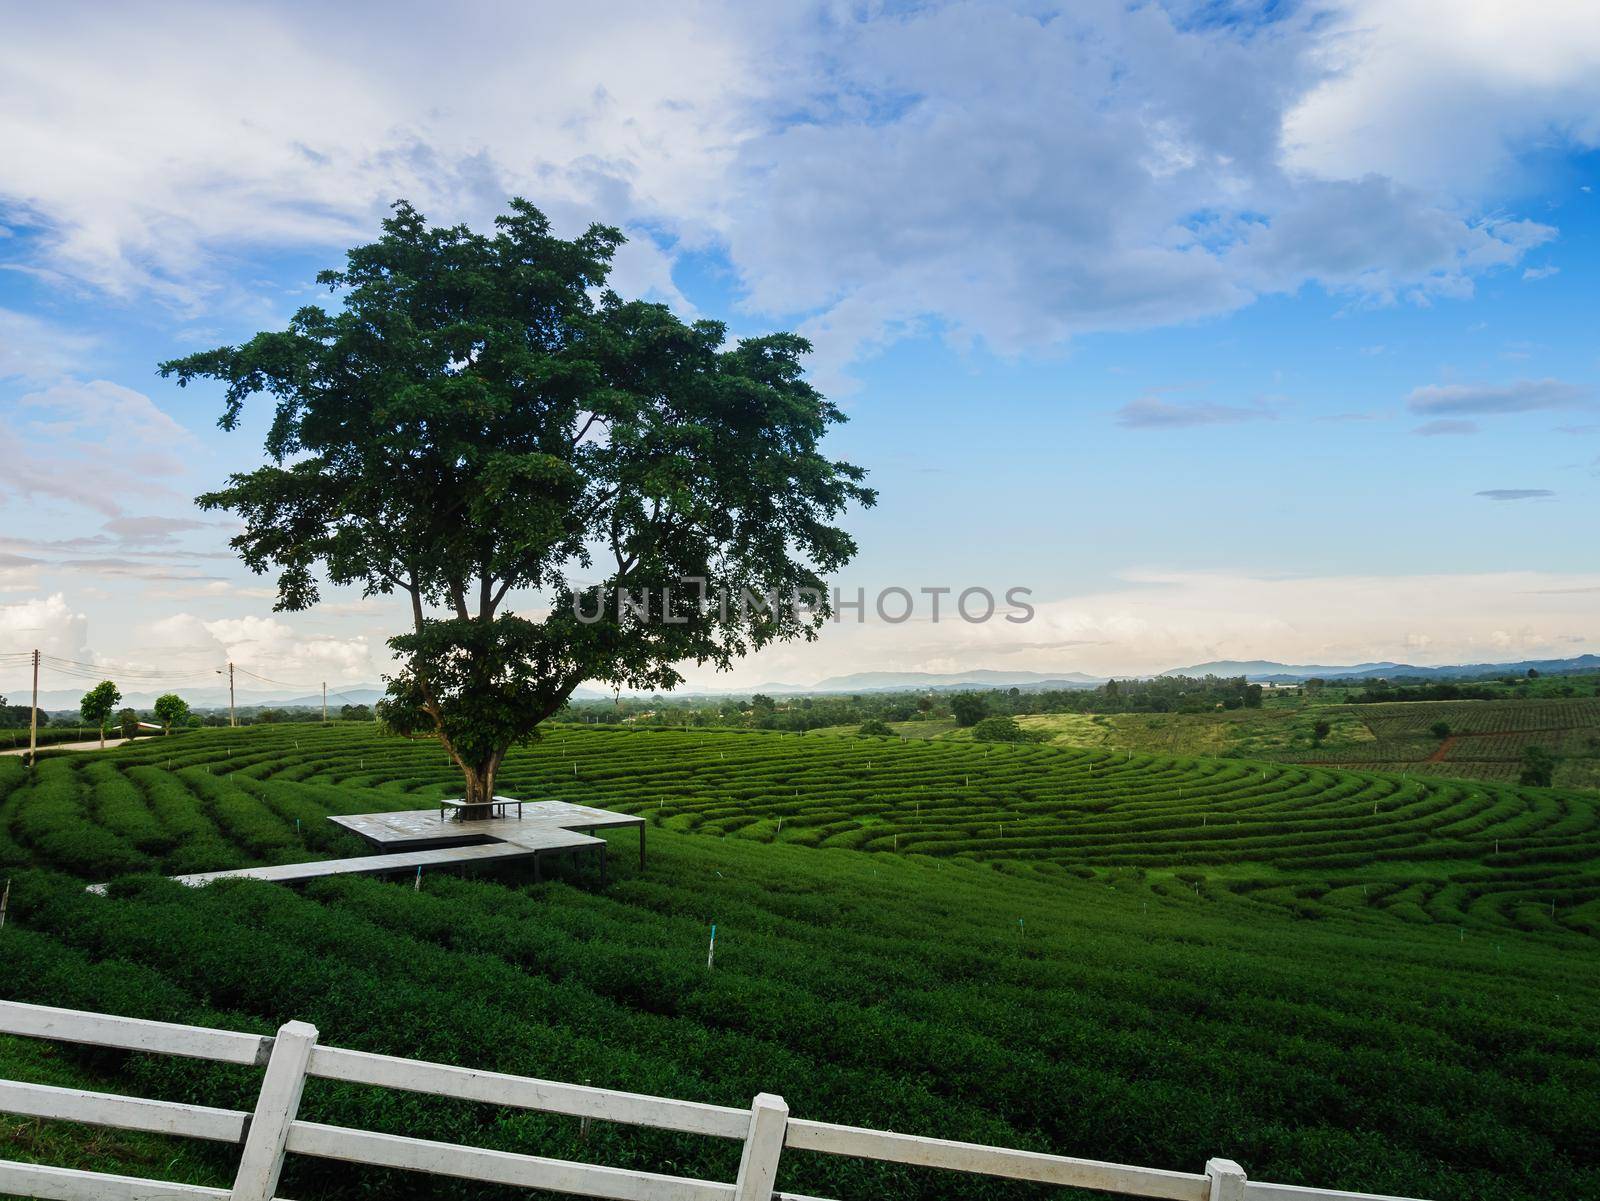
{"left": 0, "top": 1000, "right": 1431, "bottom": 1201}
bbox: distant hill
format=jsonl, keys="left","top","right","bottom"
{"left": 29, "top": 684, "right": 389, "bottom": 712}
{"left": 803, "top": 669, "right": 1105, "bottom": 693}
{"left": 20, "top": 653, "right": 1598, "bottom": 713}
{"left": 1162, "top": 654, "right": 1600, "bottom": 683}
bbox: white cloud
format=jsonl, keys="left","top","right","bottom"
{"left": 689, "top": 568, "right": 1600, "bottom": 685}
{"left": 203, "top": 615, "right": 376, "bottom": 680}
{"left": 99, "top": 516, "right": 211, "bottom": 546}
{"left": 0, "top": 593, "right": 90, "bottom": 659}
{"left": 1284, "top": 1, "right": 1600, "bottom": 195}
{"left": 0, "top": 380, "right": 198, "bottom": 517}
{"left": 0, "top": 2, "right": 777, "bottom": 308}
{"left": 1407, "top": 378, "right": 1586, "bottom": 416}
{"left": 1475, "top": 489, "right": 1555, "bottom": 502}
{"left": 138, "top": 612, "right": 378, "bottom": 683}
{"left": 1116, "top": 395, "right": 1277, "bottom": 429}
{"left": 0, "top": 1, "right": 1591, "bottom": 379}
{"left": 17, "top": 379, "right": 195, "bottom": 446}
{"left": 0, "top": 308, "right": 95, "bottom": 381}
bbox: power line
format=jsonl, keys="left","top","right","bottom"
{"left": 234, "top": 666, "right": 322, "bottom": 691}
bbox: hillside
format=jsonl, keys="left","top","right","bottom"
{"left": 989, "top": 697, "right": 1600, "bottom": 791}
{"left": 1, "top": 725, "right": 1597, "bottom": 1200}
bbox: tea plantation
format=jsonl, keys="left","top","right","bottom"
{"left": 1, "top": 724, "right": 1596, "bottom": 1200}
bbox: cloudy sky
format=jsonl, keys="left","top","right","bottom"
{"left": 2, "top": 0, "right": 1598, "bottom": 697}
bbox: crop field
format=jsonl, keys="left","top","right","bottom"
{"left": 1291, "top": 699, "right": 1600, "bottom": 788}
{"left": 1, "top": 724, "right": 1598, "bottom": 1200}
{"left": 925, "top": 698, "right": 1600, "bottom": 791}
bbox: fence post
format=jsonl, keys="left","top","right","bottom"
{"left": 732, "top": 1092, "right": 788, "bottom": 1201}
{"left": 230, "top": 1020, "right": 318, "bottom": 1201}
{"left": 1206, "top": 1157, "right": 1247, "bottom": 1201}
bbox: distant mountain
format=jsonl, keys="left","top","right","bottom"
{"left": 276, "top": 687, "right": 386, "bottom": 709}
{"left": 805, "top": 669, "right": 1104, "bottom": 693}
{"left": 1159, "top": 660, "right": 1402, "bottom": 681}
{"left": 1161, "top": 654, "right": 1600, "bottom": 683}
{"left": 28, "top": 683, "right": 388, "bottom": 712}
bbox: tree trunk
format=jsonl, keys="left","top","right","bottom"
{"left": 457, "top": 757, "right": 498, "bottom": 821}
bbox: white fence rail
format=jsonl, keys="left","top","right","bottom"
{"left": 0, "top": 1000, "right": 1431, "bottom": 1201}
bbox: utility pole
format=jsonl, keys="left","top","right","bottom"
{"left": 216, "top": 662, "right": 238, "bottom": 727}
{"left": 27, "top": 649, "right": 39, "bottom": 770}
{"left": 322, "top": 682, "right": 327, "bottom": 723}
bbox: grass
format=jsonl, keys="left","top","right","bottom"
{"left": 0, "top": 724, "right": 1597, "bottom": 1200}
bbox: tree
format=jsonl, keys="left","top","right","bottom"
{"left": 857, "top": 718, "right": 894, "bottom": 738}
{"left": 1429, "top": 721, "right": 1451, "bottom": 740}
{"left": 971, "top": 714, "right": 1030, "bottom": 743}
{"left": 1311, "top": 718, "right": 1331, "bottom": 744}
{"left": 340, "top": 703, "right": 374, "bottom": 722}
{"left": 79, "top": 681, "right": 121, "bottom": 748}
{"left": 1519, "top": 745, "right": 1556, "bottom": 788}
{"left": 165, "top": 200, "right": 873, "bottom": 815}
{"left": 949, "top": 693, "right": 988, "bottom": 728}
{"left": 117, "top": 709, "right": 140, "bottom": 740}
{"left": 153, "top": 693, "right": 190, "bottom": 735}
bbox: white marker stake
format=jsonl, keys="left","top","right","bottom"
{"left": 0, "top": 877, "right": 9, "bottom": 930}
{"left": 414, "top": 866, "right": 422, "bottom": 891}
{"left": 707, "top": 924, "right": 717, "bottom": 969}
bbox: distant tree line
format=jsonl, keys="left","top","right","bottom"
{"left": 565, "top": 674, "right": 1267, "bottom": 733}
{"left": 1349, "top": 682, "right": 1501, "bottom": 704}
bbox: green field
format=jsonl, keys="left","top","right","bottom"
{"left": 966, "top": 697, "right": 1600, "bottom": 790}
{"left": 1, "top": 724, "right": 1597, "bottom": 1200}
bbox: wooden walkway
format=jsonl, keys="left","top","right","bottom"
{"left": 85, "top": 798, "right": 643, "bottom": 895}
{"left": 86, "top": 830, "right": 604, "bottom": 895}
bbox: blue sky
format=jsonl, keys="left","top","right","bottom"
{"left": 1, "top": 1, "right": 1598, "bottom": 696}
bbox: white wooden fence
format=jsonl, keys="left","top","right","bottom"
{"left": 0, "top": 999, "right": 1431, "bottom": 1201}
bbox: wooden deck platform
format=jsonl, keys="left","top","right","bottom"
{"left": 86, "top": 797, "right": 644, "bottom": 894}
{"left": 329, "top": 798, "right": 645, "bottom": 864}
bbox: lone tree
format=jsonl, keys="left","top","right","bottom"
{"left": 153, "top": 693, "right": 190, "bottom": 735}
{"left": 79, "top": 680, "right": 121, "bottom": 749}
{"left": 949, "top": 693, "right": 989, "bottom": 728}
{"left": 1519, "top": 745, "right": 1557, "bottom": 788}
{"left": 164, "top": 200, "right": 874, "bottom": 815}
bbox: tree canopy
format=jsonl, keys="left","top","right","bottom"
{"left": 79, "top": 680, "right": 121, "bottom": 748}
{"left": 950, "top": 693, "right": 989, "bottom": 727}
{"left": 153, "top": 693, "right": 190, "bottom": 734}
{"left": 163, "top": 199, "right": 874, "bottom": 808}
